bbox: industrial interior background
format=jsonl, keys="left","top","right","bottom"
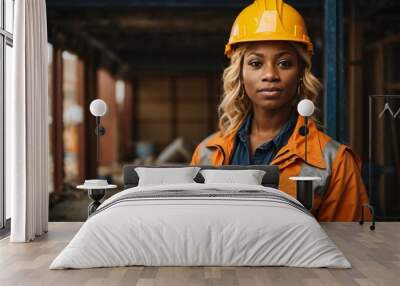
{"left": 43, "top": 0, "right": 400, "bottom": 221}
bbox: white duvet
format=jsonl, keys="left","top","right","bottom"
{"left": 50, "top": 183, "right": 351, "bottom": 269}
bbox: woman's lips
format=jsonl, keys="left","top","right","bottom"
{"left": 257, "top": 90, "right": 282, "bottom": 98}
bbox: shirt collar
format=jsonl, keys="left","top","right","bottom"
{"left": 270, "top": 111, "right": 297, "bottom": 147}
{"left": 236, "top": 111, "right": 297, "bottom": 148}
{"left": 237, "top": 112, "right": 253, "bottom": 142}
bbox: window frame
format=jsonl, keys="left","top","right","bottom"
{"left": 1, "top": 0, "right": 14, "bottom": 231}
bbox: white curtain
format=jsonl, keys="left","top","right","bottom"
{"left": 6, "top": 0, "right": 49, "bottom": 242}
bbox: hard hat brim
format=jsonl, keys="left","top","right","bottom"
{"left": 225, "top": 38, "right": 313, "bottom": 58}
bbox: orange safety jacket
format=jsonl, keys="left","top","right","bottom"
{"left": 191, "top": 115, "right": 371, "bottom": 221}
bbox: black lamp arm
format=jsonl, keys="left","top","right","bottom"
{"left": 94, "top": 116, "right": 106, "bottom": 174}
{"left": 298, "top": 116, "right": 309, "bottom": 163}
{"left": 95, "top": 117, "right": 106, "bottom": 136}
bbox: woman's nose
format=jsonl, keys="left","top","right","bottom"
{"left": 261, "top": 63, "right": 279, "bottom": 82}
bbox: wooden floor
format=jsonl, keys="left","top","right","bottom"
{"left": 0, "top": 222, "right": 399, "bottom": 286}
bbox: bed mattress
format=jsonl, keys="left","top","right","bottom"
{"left": 50, "top": 183, "right": 351, "bottom": 269}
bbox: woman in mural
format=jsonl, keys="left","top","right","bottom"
{"left": 191, "top": 0, "right": 371, "bottom": 221}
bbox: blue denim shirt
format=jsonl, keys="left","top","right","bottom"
{"left": 230, "top": 111, "right": 297, "bottom": 165}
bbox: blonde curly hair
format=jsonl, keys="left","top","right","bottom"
{"left": 218, "top": 42, "right": 323, "bottom": 136}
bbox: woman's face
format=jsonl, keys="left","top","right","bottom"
{"left": 242, "top": 41, "right": 300, "bottom": 112}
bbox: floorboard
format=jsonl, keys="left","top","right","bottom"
{"left": 0, "top": 222, "right": 399, "bottom": 286}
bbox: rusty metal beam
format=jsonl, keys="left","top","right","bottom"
{"left": 52, "top": 47, "right": 64, "bottom": 192}
{"left": 83, "top": 49, "right": 98, "bottom": 179}
{"left": 76, "top": 58, "right": 86, "bottom": 183}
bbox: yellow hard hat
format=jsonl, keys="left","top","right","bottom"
{"left": 225, "top": 0, "right": 313, "bottom": 57}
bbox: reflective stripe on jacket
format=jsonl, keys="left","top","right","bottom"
{"left": 190, "top": 115, "right": 371, "bottom": 221}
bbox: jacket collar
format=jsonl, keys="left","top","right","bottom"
{"left": 205, "top": 113, "right": 326, "bottom": 169}
{"left": 274, "top": 115, "right": 326, "bottom": 169}
{"left": 205, "top": 119, "right": 243, "bottom": 164}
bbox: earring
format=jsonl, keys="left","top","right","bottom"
{"left": 291, "top": 79, "right": 304, "bottom": 107}
{"left": 239, "top": 85, "right": 246, "bottom": 99}
{"left": 297, "top": 78, "right": 304, "bottom": 98}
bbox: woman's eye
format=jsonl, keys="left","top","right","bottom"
{"left": 249, "top": 61, "right": 262, "bottom": 68}
{"left": 278, "top": 60, "right": 292, "bottom": 68}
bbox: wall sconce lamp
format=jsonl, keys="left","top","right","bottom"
{"left": 89, "top": 99, "right": 107, "bottom": 168}
{"left": 289, "top": 99, "right": 321, "bottom": 210}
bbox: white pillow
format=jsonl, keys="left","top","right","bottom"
{"left": 200, "top": 169, "right": 266, "bottom": 185}
{"left": 135, "top": 167, "right": 201, "bottom": 186}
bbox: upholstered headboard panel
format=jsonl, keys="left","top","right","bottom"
{"left": 123, "top": 165, "right": 280, "bottom": 189}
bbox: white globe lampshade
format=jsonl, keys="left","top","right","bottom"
{"left": 89, "top": 99, "right": 107, "bottom": 117}
{"left": 297, "top": 99, "right": 314, "bottom": 117}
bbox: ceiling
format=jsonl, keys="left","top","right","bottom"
{"left": 46, "top": 0, "right": 400, "bottom": 77}
{"left": 46, "top": 0, "right": 325, "bottom": 77}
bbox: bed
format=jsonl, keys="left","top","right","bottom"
{"left": 50, "top": 165, "right": 350, "bottom": 269}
